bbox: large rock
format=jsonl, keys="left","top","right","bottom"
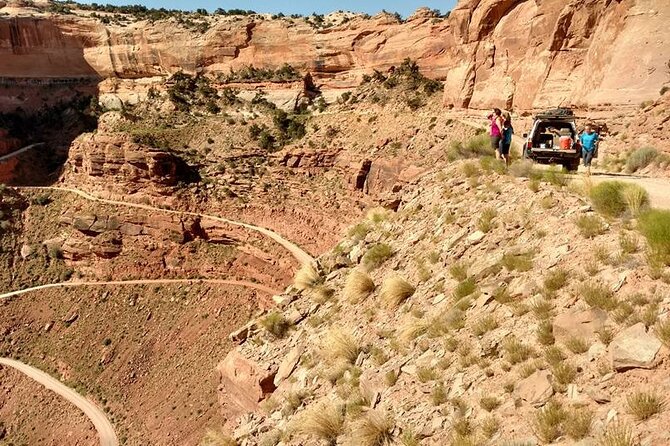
{"left": 516, "top": 370, "right": 554, "bottom": 407}
{"left": 609, "top": 323, "right": 662, "bottom": 371}
{"left": 217, "top": 350, "right": 277, "bottom": 420}
{"left": 2, "top": 0, "right": 666, "bottom": 112}
{"left": 553, "top": 308, "right": 608, "bottom": 344}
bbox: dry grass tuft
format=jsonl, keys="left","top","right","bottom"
{"left": 502, "top": 336, "right": 532, "bottom": 365}
{"left": 564, "top": 336, "right": 589, "bottom": 354}
{"left": 478, "top": 207, "right": 498, "bottom": 233}
{"left": 322, "top": 329, "right": 360, "bottom": 364}
{"left": 472, "top": 315, "right": 498, "bottom": 336}
{"left": 481, "top": 416, "right": 500, "bottom": 439}
{"left": 344, "top": 269, "right": 376, "bottom": 303}
{"left": 379, "top": 276, "right": 415, "bottom": 309}
{"left": 480, "top": 396, "right": 501, "bottom": 412}
{"left": 551, "top": 361, "right": 577, "bottom": 388}
{"left": 576, "top": 214, "right": 607, "bottom": 238}
{"left": 544, "top": 268, "right": 568, "bottom": 292}
{"left": 260, "top": 312, "right": 293, "bottom": 338}
{"left": 564, "top": 406, "right": 594, "bottom": 440}
{"left": 362, "top": 243, "right": 394, "bottom": 270}
{"left": 296, "top": 402, "right": 344, "bottom": 444}
{"left": 200, "top": 430, "right": 239, "bottom": 446}
{"left": 449, "top": 262, "right": 469, "bottom": 281}
{"left": 581, "top": 282, "right": 617, "bottom": 310}
{"left": 351, "top": 410, "right": 395, "bottom": 446}
{"left": 626, "top": 390, "right": 666, "bottom": 421}
{"left": 655, "top": 318, "right": 670, "bottom": 347}
{"left": 294, "top": 263, "right": 323, "bottom": 291}
{"left": 533, "top": 400, "right": 567, "bottom": 443}
{"left": 598, "top": 422, "right": 636, "bottom": 446}
{"left": 537, "top": 320, "right": 555, "bottom": 345}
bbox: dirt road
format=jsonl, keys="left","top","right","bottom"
{"left": 457, "top": 118, "right": 670, "bottom": 210}
{"left": 0, "top": 143, "right": 44, "bottom": 163}
{"left": 0, "top": 278, "right": 280, "bottom": 299}
{"left": 16, "top": 186, "right": 314, "bottom": 265}
{"left": 0, "top": 358, "right": 118, "bottom": 446}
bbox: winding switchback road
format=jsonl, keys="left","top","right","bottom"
{"left": 16, "top": 186, "right": 314, "bottom": 265}
{"left": 0, "top": 143, "right": 45, "bottom": 163}
{"left": 0, "top": 358, "right": 119, "bottom": 446}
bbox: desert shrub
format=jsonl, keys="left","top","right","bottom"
{"left": 294, "top": 263, "right": 323, "bottom": 290}
{"left": 552, "top": 362, "right": 577, "bottom": 387}
{"left": 502, "top": 337, "right": 532, "bottom": 364}
{"left": 500, "top": 252, "right": 534, "bottom": 272}
{"left": 655, "top": 319, "right": 670, "bottom": 347}
{"left": 322, "top": 329, "right": 360, "bottom": 363}
{"left": 626, "top": 147, "right": 658, "bottom": 173}
{"left": 638, "top": 209, "right": 670, "bottom": 265}
{"left": 543, "top": 166, "right": 568, "bottom": 187}
{"left": 590, "top": 181, "right": 627, "bottom": 217}
{"left": 509, "top": 160, "right": 542, "bottom": 179}
{"left": 297, "top": 402, "right": 344, "bottom": 443}
{"left": 478, "top": 207, "right": 497, "bottom": 233}
{"left": 449, "top": 263, "right": 468, "bottom": 281}
{"left": 362, "top": 243, "right": 393, "bottom": 269}
{"left": 580, "top": 282, "right": 617, "bottom": 310}
{"left": 344, "top": 269, "right": 376, "bottom": 303}
{"left": 544, "top": 268, "right": 568, "bottom": 292}
{"left": 537, "top": 320, "right": 555, "bottom": 345}
{"left": 533, "top": 400, "right": 567, "bottom": 443}
{"left": 461, "top": 162, "right": 480, "bottom": 178}
{"left": 260, "top": 312, "right": 292, "bottom": 338}
{"left": 564, "top": 407, "right": 594, "bottom": 439}
{"left": 619, "top": 233, "right": 639, "bottom": 254}
{"left": 472, "top": 315, "right": 498, "bottom": 336}
{"left": 379, "top": 276, "right": 415, "bottom": 309}
{"left": 453, "top": 277, "right": 476, "bottom": 299}
{"left": 200, "top": 430, "right": 239, "bottom": 446}
{"left": 351, "top": 410, "right": 394, "bottom": 446}
{"left": 599, "top": 422, "right": 636, "bottom": 446}
{"left": 622, "top": 184, "right": 650, "bottom": 216}
{"left": 627, "top": 391, "right": 666, "bottom": 420}
{"left": 480, "top": 396, "right": 501, "bottom": 412}
{"left": 564, "top": 336, "right": 589, "bottom": 354}
{"left": 576, "top": 214, "right": 607, "bottom": 238}
{"left": 464, "top": 134, "right": 491, "bottom": 157}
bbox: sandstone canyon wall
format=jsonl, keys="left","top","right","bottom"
{"left": 0, "top": 0, "right": 668, "bottom": 110}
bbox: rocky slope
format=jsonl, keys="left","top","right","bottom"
{"left": 217, "top": 160, "right": 670, "bottom": 445}
{"left": 0, "top": 0, "right": 668, "bottom": 110}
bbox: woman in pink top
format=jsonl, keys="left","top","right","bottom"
{"left": 488, "top": 108, "right": 503, "bottom": 159}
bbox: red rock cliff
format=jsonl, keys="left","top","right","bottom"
{"left": 0, "top": 0, "right": 668, "bottom": 109}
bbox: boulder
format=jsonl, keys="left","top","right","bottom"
{"left": 553, "top": 308, "right": 608, "bottom": 343}
{"left": 217, "top": 350, "right": 277, "bottom": 419}
{"left": 517, "top": 370, "right": 554, "bottom": 407}
{"left": 609, "top": 323, "right": 662, "bottom": 371}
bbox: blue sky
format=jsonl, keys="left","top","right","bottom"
{"left": 81, "top": 0, "right": 458, "bottom": 17}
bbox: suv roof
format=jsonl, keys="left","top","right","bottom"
{"left": 534, "top": 108, "right": 575, "bottom": 121}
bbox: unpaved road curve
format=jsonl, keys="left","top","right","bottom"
{"left": 0, "top": 358, "right": 118, "bottom": 446}
{"left": 0, "top": 143, "right": 45, "bottom": 163}
{"left": 0, "top": 278, "right": 279, "bottom": 446}
{"left": 16, "top": 186, "right": 314, "bottom": 265}
{"left": 0, "top": 278, "right": 280, "bottom": 299}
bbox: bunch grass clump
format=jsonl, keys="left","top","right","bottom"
{"left": 638, "top": 209, "right": 670, "bottom": 265}
{"left": 626, "top": 390, "right": 666, "bottom": 420}
{"left": 351, "top": 410, "right": 395, "bottom": 446}
{"left": 626, "top": 147, "right": 658, "bottom": 173}
{"left": 580, "top": 282, "right": 617, "bottom": 310}
{"left": 260, "top": 312, "right": 293, "bottom": 338}
{"left": 322, "top": 329, "right": 360, "bottom": 364}
{"left": 576, "top": 214, "right": 607, "bottom": 238}
{"left": 296, "top": 402, "right": 344, "bottom": 444}
{"left": 344, "top": 269, "right": 376, "bottom": 303}
{"left": 294, "top": 263, "right": 323, "bottom": 290}
{"left": 379, "top": 276, "right": 415, "bottom": 309}
{"left": 362, "top": 243, "right": 394, "bottom": 270}
{"left": 598, "top": 422, "right": 636, "bottom": 446}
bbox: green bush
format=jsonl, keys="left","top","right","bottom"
{"left": 638, "top": 209, "right": 670, "bottom": 265}
{"left": 626, "top": 147, "right": 658, "bottom": 173}
{"left": 590, "top": 181, "right": 627, "bottom": 217}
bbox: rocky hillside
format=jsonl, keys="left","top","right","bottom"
{"left": 0, "top": 0, "right": 668, "bottom": 110}
{"left": 218, "top": 160, "right": 670, "bottom": 445}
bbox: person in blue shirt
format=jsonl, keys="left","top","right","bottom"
{"left": 579, "top": 123, "right": 599, "bottom": 175}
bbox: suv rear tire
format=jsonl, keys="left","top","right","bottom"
{"left": 563, "top": 160, "right": 580, "bottom": 172}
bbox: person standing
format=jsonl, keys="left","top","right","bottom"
{"left": 499, "top": 111, "right": 514, "bottom": 167}
{"left": 488, "top": 108, "right": 503, "bottom": 160}
{"left": 579, "top": 123, "right": 599, "bottom": 176}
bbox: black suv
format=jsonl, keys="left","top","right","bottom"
{"left": 523, "top": 108, "right": 585, "bottom": 172}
